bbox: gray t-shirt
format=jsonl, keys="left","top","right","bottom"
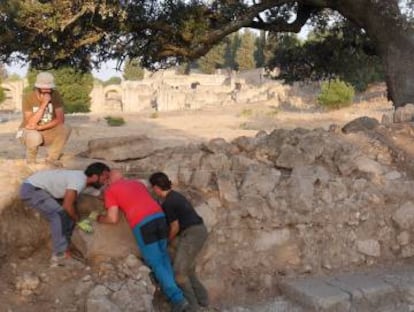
{"left": 25, "top": 170, "right": 87, "bottom": 198}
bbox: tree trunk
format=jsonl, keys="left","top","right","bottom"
{"left": 333, "top": 0, "right": 414, "bottom": 108}
{"left": 378, "top": 35, "right": 414, "bottom": 108}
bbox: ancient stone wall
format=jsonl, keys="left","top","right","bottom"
{"left": 1, "top": 69, "right": 290, "bottom": 114}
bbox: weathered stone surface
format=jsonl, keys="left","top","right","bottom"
{"left": 85, "top": 135, "right": 155, "bottom": 161}
{"left": 71, "top": 215, "right": 139, "bottom": 264}
{"left": 356, "top": 239, "right": 381, "bottom": 257}
{"left": 279, "top": 277, "right": 351, "bottom": 311}
{"left": 342, "top": 116, "right": 379, "bottom": 133}
{"left": 393, "top": 201, "right": 414, "bottom": 230}
{"left": 394, "top": 103, "right": 414, "bottom": 123}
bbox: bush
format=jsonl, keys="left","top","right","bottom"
{"left": 0, "top": 82, "right": 5, "bottom": 103}
{"left": 318, "top": 79, "right": 355, "bottom": 109}
{"left": 105, "top": 116, "right": 125, "bottom": 127}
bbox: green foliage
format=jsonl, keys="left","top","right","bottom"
{"left": 104, "top": 116, "right": 125, "bottom": 127}
{"left": 254, "top": 31, "right": 269, "bottom": 68}
{"left": 123, "top": 58, "right": 144, "bottom": 80}
{"left": 26, "top": 67, "right": 93, "bottom": 113}
{"left": 0, "top": 64, "right": 7, "bottom": 80}
{"left": 235, "top": 30, "right": 256, "bottom": 70}
{"left": 224, "top": 33, "right": 241, "bottom": 70}
{"left": 239, "top": 108, "right": 253, "bottom": 117}
{"left": 0, "top": 81, "right": 5, "bottom": 103}
{"left": 150, "top": 112, "right": 159, "bottom": 119}
{"left": 103, "top": 77, "right": 122, "bottom": 86}
{"left": 318, "top": 79, "right": 355, "bottom": 109}
{"left": 267, "top": 20, "right": 384, "bottom": 91}
{"left": 6, "top": 73, "right": 21, "bottom": 81}
{"left": 198, "top": 43, "right": 226, "bottom": 74}
{"left": 176, "top": 62, "right": 191, "bottom": 75}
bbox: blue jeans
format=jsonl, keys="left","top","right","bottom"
{"left": 20, "top": 183, "right": 74, "bottom": 255}
{"left": 132, "top": 213, "right": 184, "bottom": 304}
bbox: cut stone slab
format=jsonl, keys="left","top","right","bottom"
{"left": 279, "top": 266, "right": 414, "bottom": 312}
{"left": 84, "top": 135, "right": 156, "bottom": 161}
{"left": 326, "top": 272, "right": 397, "bottom": 310}
{"left": 279, "top": 276, "right": 351, "bottom": 311}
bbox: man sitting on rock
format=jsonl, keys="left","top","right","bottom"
{"left": 18, "top": 71, "right": 71, "bottom": 167}
{"left": 96, "top": 170, "right": 189, "bottom": 312}
{"left": 19, "top": 162, "right": 110, "bottom": 266}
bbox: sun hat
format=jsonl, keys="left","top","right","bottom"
{"left": 34, "top": 72, "right": 56, "bottom": 89}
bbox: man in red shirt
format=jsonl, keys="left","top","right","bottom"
{"left": 96, "top": 170, "right": 189, "bottom": 312}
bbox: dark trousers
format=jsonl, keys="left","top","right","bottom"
{"left": 19, "top": 183, "right": 74, "bottom": 256}
{"left": 174, "top": 223, "right": 209, "bottom": 310}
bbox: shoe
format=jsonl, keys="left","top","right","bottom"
{"left": 50, "top": 250, "right": 84, "bottom": 268}
{"left": 171, "top": 299, "right": 190, "bottom": 312}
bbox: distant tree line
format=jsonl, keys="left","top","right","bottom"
{"left": 0, "top": 16, "right": 385, "bottom": 110}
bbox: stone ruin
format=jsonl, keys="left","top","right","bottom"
{"left": 1, "top": 68, "right": 294, "bottom": 114}
{"left": 2, "top": 104, "right": 414, "bottom": 310}
{"left": 90, "top": 68, "right": 291, "bottom": 114}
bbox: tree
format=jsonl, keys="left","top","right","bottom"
{"left": 224, "top": 33, "right": 241, "bottom": 70}
{"left": 0, "top": 63, "right": 7, "bottom": 79}
{"left": 235, "top": 30, "right": 256, "bottom": 70}
{"left": 0, "top": 0, "right": 412, "bottom": 107}
{"left": 123, "top": 58, "right": 144, "bottom": 80}
{"left": 26, "top": 68, "right": 94, "bottom": 113}
{"left": 268, "top": 19, "right": 384, "bottom": 91}
{"left": 254, "top": 31, "right": 268, "bottom": 68}
{"left": 0, "top": 81, "right": 4, "bottom": 104}
{"left": 198, "top": 42, "right": 225, "bottom": 74}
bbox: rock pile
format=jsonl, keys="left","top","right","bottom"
{"left": 2, "top": 116, "right": 414, "bottom": 308}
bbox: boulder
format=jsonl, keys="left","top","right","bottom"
{"left": 342, "top": 116, "right": 380, "bottom": 134}
{"left": 71, "top": 214, "right": 140, "bottom": 264}
{"left": 84, "top": 136, "right": 156, "bottom": 161}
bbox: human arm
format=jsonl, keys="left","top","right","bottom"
{"left": 168, "top": 220, "right": 180, "bottom": 241}
{"left": 35, "top": 107, "right": 64, "bottom": 131}
{"left": 24, "top": 93, "right": 51, "bottom": 130}
{"left": 96, "top": 206, "right": 120, "bottom": 224}
{"left": 62, "top": 189, "right": 80, "bottom": 221}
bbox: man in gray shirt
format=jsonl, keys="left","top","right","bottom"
{"left": 19, "top": 162, "right": 111, "bottom": 266}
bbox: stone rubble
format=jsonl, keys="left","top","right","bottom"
{"left": 2, "top": 113, "right": 414, "bottom": 310}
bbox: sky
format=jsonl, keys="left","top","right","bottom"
{"left": 5, "top": 25, "right": 313, "bottom": 80}
{"left": 5, "top": 59, "right": 123, "bottom": 81}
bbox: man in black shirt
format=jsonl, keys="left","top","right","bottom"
{"left": 150, "top": 172, "right": 209, "bottom": 312}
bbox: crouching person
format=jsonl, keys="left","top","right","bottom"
{"left": 19, "top": 162, "right": 111, "bottom": 266}
{"left": 96, "top": 170, "right": 189, "bottom": 312}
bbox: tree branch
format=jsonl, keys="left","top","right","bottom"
{"left": 249, "top": 4, "right": 319, "bottom": 32}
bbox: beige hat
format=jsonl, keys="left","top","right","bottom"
{"left": 34, "top": 72, "right": 56, "bottom": 89}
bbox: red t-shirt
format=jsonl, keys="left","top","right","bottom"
{"left": 104, "top": 179, "right": 163, "bottom": 228}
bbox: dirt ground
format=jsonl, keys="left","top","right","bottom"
{"left": 0, "top": 90, "right": 393, "bottom": 161}
{"left": 0, "top": 85, "right": 394, "bottom": 312}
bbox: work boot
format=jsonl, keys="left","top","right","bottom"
{"left": 171, "top": 298, "right": 190, "bottom": 312}
{"left": 50, "top": 250, "right": 84, "bottom": 268}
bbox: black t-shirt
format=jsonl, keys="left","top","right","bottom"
{"left": 162, "top": 190, "right": 203, "bottom": 232}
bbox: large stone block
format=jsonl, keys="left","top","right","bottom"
{"left": 71, "top": 214, "right": 140, "bottom": 264}
{"left": 84, "top": 136, "right": 156, "bottom": 161}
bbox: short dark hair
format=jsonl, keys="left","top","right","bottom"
{"left": 84, "top": 162, "right": 110, "bottom": 177}
{"left": 149, "top": 172, "right": 172, "bottom": 191}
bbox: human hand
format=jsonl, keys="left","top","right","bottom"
{"left": 77, "top": 219, "right": 93, "bottom": 233}
{"left": 88, "top": 211, "right": 99, "bottom": 221}
{"left": 40, "top": 93, "right": 52, "bottom": 106}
